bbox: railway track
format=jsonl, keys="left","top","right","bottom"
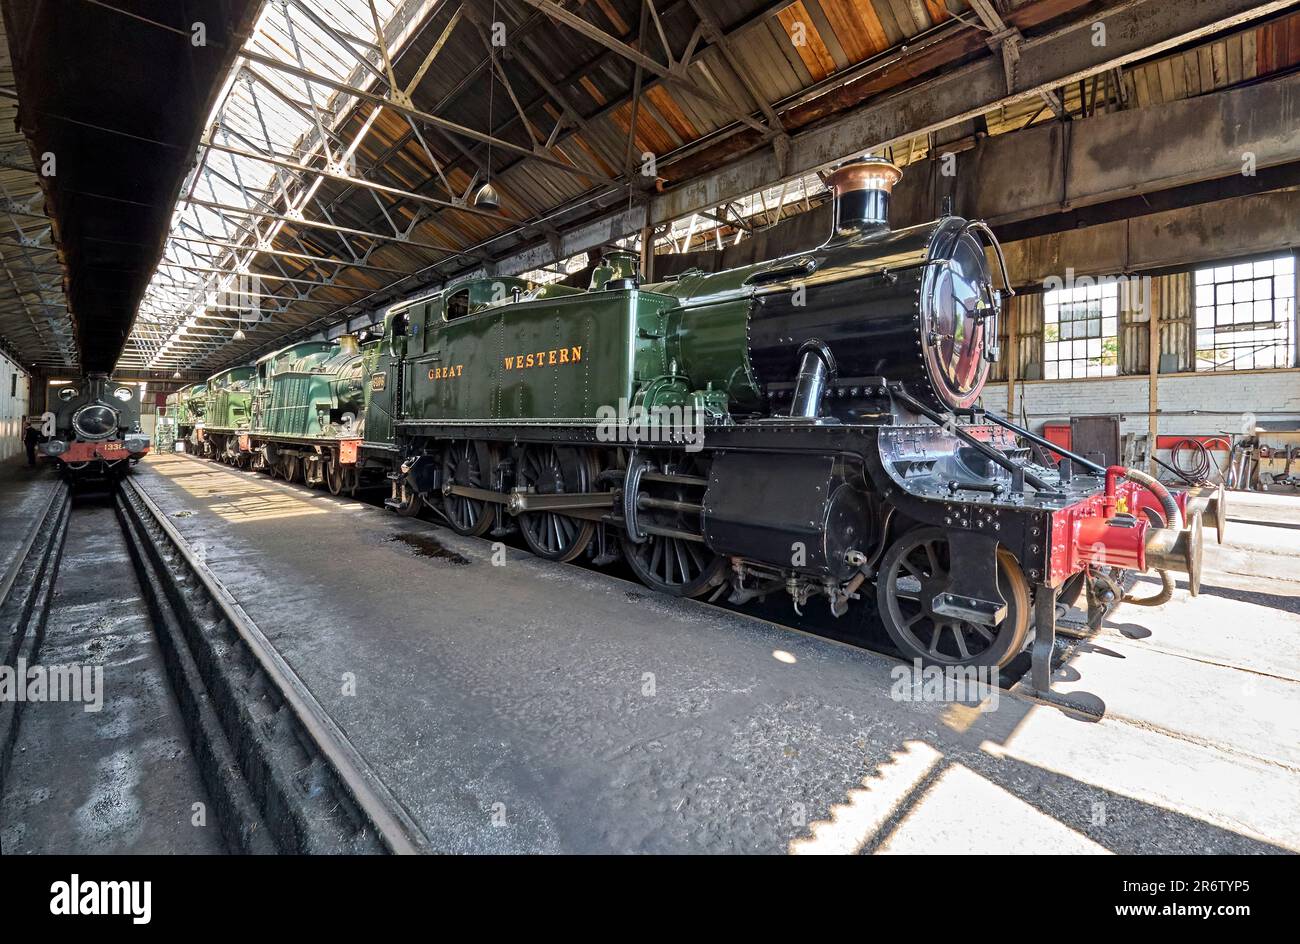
{"left": 0, "top": 475, "right": 431, "bottom": 854}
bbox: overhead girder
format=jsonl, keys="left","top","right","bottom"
{"left": 488, "top": 0, "right": 1300, "bottom": 281}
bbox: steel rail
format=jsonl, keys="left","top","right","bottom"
{"left": 0, "top": 479, "right": 68, "bottom": 615}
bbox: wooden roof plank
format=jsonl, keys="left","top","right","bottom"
{"left": 1210, "top": 40, "right": 1229, "bottom": 88}
{"left": 870, "top": 0, "right": 906, "bottom": 46}
{"left": 763, "top": 17, "right": 816, "bottom": 89}
{"left": 776, "top": 1, "right": 837, "bottom": 82}
{"left": 802, "top": 0, "right": 852, "bottom": 72}
{"left": 1226, "top": 33, "right": 1243, "bottom": 86}
{"left": 645, "top": 85, "right": 699, "bottom": 141}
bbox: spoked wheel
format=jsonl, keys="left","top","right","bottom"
{"left": 515, "top": 445, "right": 596, "bottom": 563}
{"left": 620, "top": 452, "right": 725, "bottom": 597}
{"left": 326, "top": 458, "right": 345, "bottom": 496}
{"left": 441, "top": 440, "right": 495, "bottom": 536}
{"left": 876, "top": 527, "right": 1031, "bottom": 669}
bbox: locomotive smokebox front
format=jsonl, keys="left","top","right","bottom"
{"left": 72, "top": 404, "right": 119, "bottom": 440}
{"left": 745, "top": 156, "right": 1005, "bottom": 417}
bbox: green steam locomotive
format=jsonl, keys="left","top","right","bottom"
{"left": 184, "top": 157, "right": 1218, "bottom": 671}
{"left": 192, "top": 336, "right": 369, "bottom": 494}
{"left": 163, "top": 382, "right": 207, "bottom": 452}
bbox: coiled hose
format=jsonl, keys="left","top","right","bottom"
{"left": 1112, "top": 466, "right": 1181, "bottom": 607}
{"left": 1171, "top": 437, "right": 1231, "bottom": 485}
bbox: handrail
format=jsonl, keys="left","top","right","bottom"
{"left": 978, "top": 409, "right": 1105, "bottom": 475}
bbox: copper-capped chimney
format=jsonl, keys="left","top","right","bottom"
{"left": 828, "top": 156, "right": 902, "bottom": 237}
{"left": 337, "top": 334, "right": 360, "bottom": 355}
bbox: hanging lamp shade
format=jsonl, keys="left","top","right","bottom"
{"left": 473, "top": 181, "right": 500, "bottom": 210}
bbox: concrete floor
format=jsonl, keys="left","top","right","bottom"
{"left": 99, "top": 453, "right": 1296, "bottom": 854}
{"left": 0, "top": 456, "right": 59, "bottom": 573}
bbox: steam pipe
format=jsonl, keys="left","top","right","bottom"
{"left": 789, "top": 340, "right": 835, "bottom": 418}
{"left": 1105, "top": 465, "right": 1183, "bottom": 529}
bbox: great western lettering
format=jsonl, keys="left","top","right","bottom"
{"left": 503, "top": 346, "right": 582, "bottom": 371}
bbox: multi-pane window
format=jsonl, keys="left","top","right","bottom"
{"left": 1043, "top": 282, "right": 1119, "bottom": 379}
{"left": 1195, "top": 255, "right": 1295, "bottom": 371}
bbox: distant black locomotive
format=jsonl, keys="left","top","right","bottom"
{"left": 40, "top": 373, "right": 151, "bottom": 479}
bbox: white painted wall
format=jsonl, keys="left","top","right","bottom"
{"left": 0, "top": 350, "right": 31, "bottom": 462}
{"left": 980, "top": 368, "right": 1300, "bottom": 472}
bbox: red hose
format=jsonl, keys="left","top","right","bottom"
{"left": 1105, "top": 465, "right": 1183, "bottom": 530}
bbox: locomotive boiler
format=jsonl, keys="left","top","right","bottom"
{"left": 39, "top": 373, "right": 150, "bottom": 478}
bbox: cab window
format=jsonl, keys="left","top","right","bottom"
{"left": 445, "top": 288, "right": 470, "bottom": 321}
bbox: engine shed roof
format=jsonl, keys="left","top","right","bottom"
{"left": 2, "top": 1, "right": 1298, "bottom": 380}
{"left": 0, "top": 0, "right": 262, "bottom": 374}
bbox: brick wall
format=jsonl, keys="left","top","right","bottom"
{"left": 980, "top": 368, "right": 1300, "bottom": 472}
